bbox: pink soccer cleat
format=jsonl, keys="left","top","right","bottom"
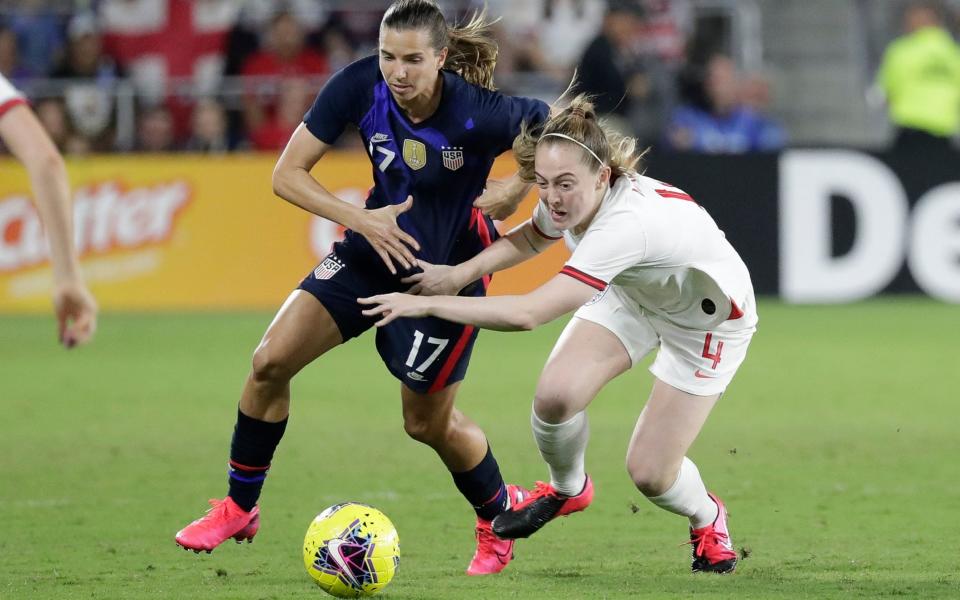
{"left": 688, "top": 492, "right": 737, "bottom": 574}
{"left": 175, "top": 497, "right": 259, "bottom": 553}
{"left": 491, "top": 475, "right": 594, "bottom": 540}
{"left": 466, "top": 484, "right": 529, "bottom": 575}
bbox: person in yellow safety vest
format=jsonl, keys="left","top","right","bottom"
{"left": 878, "top": 1, "right": 960, "bottom": 151}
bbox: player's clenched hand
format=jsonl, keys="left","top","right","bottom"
{"left": 473, "top": 178, "right": 520, "bottom": 221}
{"left": 53, "top": 280, "right": 98, "bottom": 349}
{"left": 358, "top": 293, "right": 429, "bottom": 327}
{"left": 355, "top": 195, "right": 420, "bottom": 274}
{"left": 401, "top": 260, "right": 463, "bottom": 296}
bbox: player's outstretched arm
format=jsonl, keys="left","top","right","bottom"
{"left": 402, "top": 220, "right": 555, "bottom": 295}
{"left": 359, "top": 272, "right": 595, "bottom": 331}
{"left": 0, "top": 103, "right": 97, "bottom": 348}
{"left": 473, "top": 173, "right": 532, "bottom": 220}
{"left": 273, "top": 124, "right": 420, "bottom": 274}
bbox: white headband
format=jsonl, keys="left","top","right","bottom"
{"left": 540, "top": 133, "right": 604, "bottom": 166}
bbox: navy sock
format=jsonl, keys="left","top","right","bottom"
{"left": 451, "top": 445, "right": 508, "bottom": 521}
{"left": 228, "top": 409, "right": 288, "bottom": 512}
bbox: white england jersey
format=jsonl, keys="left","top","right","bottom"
{"left": 532, "top": 172, "right": 757, "bottom": 331}
{"left": 0, "top": 73, "right": 27, "bottom": 119}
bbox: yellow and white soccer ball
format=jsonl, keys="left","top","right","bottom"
{"left": 303, "top": 502, "right": 400, "bottom": 598}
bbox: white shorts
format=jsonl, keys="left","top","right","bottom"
{"left": 573, "top": 285, "right": 756, "bottom": 396}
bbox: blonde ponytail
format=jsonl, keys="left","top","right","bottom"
{"left": 513, "top": 94, "right": 645, "bottom": 182}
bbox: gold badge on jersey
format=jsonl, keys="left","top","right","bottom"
{"left": 402, "top": 139, "right": 427, "bottom": 170}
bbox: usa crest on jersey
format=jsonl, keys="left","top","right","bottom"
{"left": 314, "top": 255, "right": 345, "bottom": 280}
{"left": 441, "top": 146, "right": 464, "bottom": 171}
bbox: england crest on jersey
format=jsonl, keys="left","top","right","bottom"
{"left": 442, "top": 146, "right": 464, "bottom": 171}
{"left": 313, "top": 255, "right": 345, "bottom": 280}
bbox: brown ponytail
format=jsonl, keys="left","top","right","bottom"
{"left": 382, "top": 0, "right": 499, "bottom": 90}
{"left": 446, "top": 11, "right": 499, "bottom": 90}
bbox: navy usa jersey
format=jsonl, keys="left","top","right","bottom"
{"left": 303, "top": 55, "right": 549, "bottom": 268}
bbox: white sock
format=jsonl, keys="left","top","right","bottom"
{"left": 645, "top": 457, "right": 718, "bottom": 529}
{"left": 531, "top": 410, "right": 589, "bottom": 496}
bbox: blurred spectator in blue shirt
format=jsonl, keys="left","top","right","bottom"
{"left": 0, "top": 25, "right": 34, "bottom": 85}
{"left": 5, "top": 1, "right": 66, "bottom": 78}
{"left": 664, "top": 53, "right": 785, "bottom": 153}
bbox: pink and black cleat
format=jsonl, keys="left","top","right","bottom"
{"left": 466, "top": 484, "right": 529, "bottom": 575}
{"left": 491, "top": 475, "right": 594, "bottom": 540}
{"left": 175, "top": 497, "right": 259, "bottom": 554}
{"left": 688, "top": 492, "right": 737, "bottom": 574}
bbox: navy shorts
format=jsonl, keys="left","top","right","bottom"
{"left": 298, "top": 248, "right": 485, "bottom": 394}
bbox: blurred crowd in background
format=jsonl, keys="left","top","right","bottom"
{"left": 0, "top": 0, "right": 958, "bottom": 156}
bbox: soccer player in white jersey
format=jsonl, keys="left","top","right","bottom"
{"left": 0, "top": 73, "right": 97, "bottom": 347}
{"left": 359, "top": 96, "right": 757, "bottom": 574}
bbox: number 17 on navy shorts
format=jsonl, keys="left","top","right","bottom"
{"left": 298, "top": 251, "right": 483, "bottom": 394}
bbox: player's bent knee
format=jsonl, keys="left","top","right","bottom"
{"left": 625, "top": 458, "right": 675, "bottom": 497}
{"left": 250, "top": 345, "right": 296, "bottom": 384}
{"left": 402, "top": 414, "right": 444, "bottom": 446}
{"left": 533, "top": 385, "right": 578, "bottom": 423}
{"left": 401, "top": 417, "right": 428, "bottom": 442}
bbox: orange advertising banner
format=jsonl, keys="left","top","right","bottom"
{"left": 0, "top": 153, "right": 567, "bottom": 312}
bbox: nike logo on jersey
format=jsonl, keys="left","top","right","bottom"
{"left": 370, "top": 133, "right": 391, "bottom": 144}
{"left": 694, "top": 369, "right": 715, "bottom": 379}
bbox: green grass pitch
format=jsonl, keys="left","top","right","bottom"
{"left": 1, "top": 298, "right": 958, "bottom": 599}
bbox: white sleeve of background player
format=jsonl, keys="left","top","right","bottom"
{"left": 0, "top": 73, "right": 27, "bottom": 117}
{"left": 560, "top": 217, "right": 647, "bottom": 291}
{"left": 530, "top": 201, "right": 563, "bottom": 240}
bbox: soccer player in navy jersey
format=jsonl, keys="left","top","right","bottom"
{"left": 175, "top": 0, "right": 549, "bottom": 576}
